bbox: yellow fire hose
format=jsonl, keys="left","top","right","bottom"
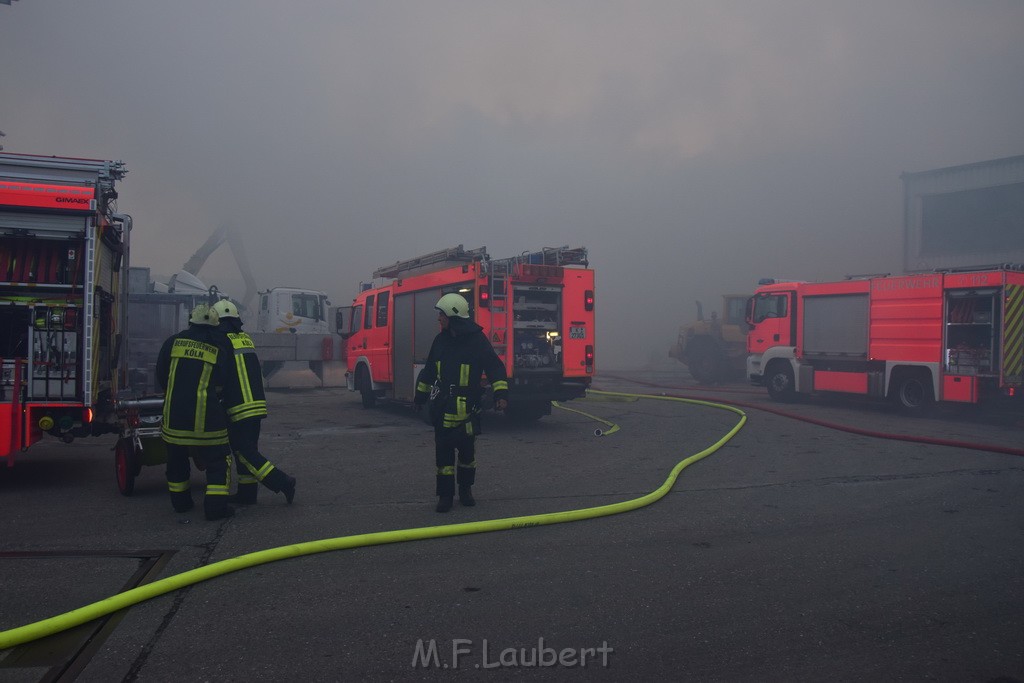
{"left": 0, "top": 390, "right": 745, "bottom": 650}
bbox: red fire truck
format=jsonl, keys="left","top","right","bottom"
{"left": 746, "top": 265, "right": 1024, "bottom": 412}
{"left": 337, "top": 245, "right": 595, "bottom": 420}
{"left": 0, "top": 152, "right": 130, "bottom": 464}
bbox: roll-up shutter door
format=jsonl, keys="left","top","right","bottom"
{"left": 0, "top": 211, "right": 87, "bottom": 238}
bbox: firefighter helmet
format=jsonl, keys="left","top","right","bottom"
{"left": 213, "top": 299, "right": 240, "bottom": 319}
{"left": 189, "top": 303, "right": 220, "bottom": 326}
{"left": 435, "top": 293, "right": 470, "bottom": 319}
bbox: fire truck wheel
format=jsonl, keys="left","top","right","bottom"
{"left": 115, "top": 438, "right": 138, "bottom": 496}
{"left": 765, "top": 362, "right": 796, "bottom": 403}
{"left": 357, "top": 366, "right": 377, "bottom": 409}
{"left": 889, "top": 371, "right": 934, "bottom": 414}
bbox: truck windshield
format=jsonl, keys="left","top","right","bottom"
{"left": 752, "top": 293, "right": 788, "bottom": 323}
{"left": 292, "top": 293, "right": 324, "bottom": 320}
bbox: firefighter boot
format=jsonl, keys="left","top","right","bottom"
{"left": 265, "top": 469, "right": 297, "bottom": 504}
{"left": 229, "top": 483, "right": 259, "bottom": 505}
{"left": 170, "top": 491, "right": 194, "bottom": 513}
{"left": 435, "top": 496, "right": 454, "bottom": 513}
{"left": 459, "top": 485, "right": 475, "bottom": 507}
{"left": 281, "top": 476, "right": 296, "bottom": 504}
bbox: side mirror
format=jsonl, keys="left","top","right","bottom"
{"left": 336, "top": 305, "right": 353, "bottom": 339}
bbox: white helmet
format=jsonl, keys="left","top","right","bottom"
{"left": 435, "top": 293, "right": 470, "bottom": 319}
{"left": 213, "top": 299, "right": 240, "bottom": 319}
{"left": 189, "top": 303, "right": 220, "bottom": 327}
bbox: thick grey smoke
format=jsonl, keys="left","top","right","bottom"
{"left": 2, "top": 1, "right": 1022, "bottom": 367}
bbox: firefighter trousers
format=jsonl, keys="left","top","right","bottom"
{"left": 165, "top": 442, "right": 232, "bottom": 516}
{"left": 434, "top": 425, "right": 476, "bottom": 497}
{"left": 227, "top": 418, "right": 291, "bottom": 493}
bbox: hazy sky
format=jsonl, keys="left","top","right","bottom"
{"left": 2, "top": 1, "right": 1023, "bottom": 367}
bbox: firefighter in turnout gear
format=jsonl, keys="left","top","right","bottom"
{"left": 155, "top": 303, "right": 235, "bottom": 521}
{"left": 212, "top": 299, "right": 296, "bottom": 505}
{"left": 414, "top": 293, "right": 509, "bottom": 512}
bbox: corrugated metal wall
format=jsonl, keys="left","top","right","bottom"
{"left": 902, "top": 154, "right": 1024, "bottom": 273}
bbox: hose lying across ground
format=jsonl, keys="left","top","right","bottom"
{"left": 0, "top": 390, "right": 746, "bottom": 650}
{"left": 600, "top": 374, "right": 1024, "bottom": 458}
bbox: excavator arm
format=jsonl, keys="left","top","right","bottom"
{"left": 182, "top": 224, "right": 258, "bottom": 313}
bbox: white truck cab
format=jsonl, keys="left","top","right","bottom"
{"left": 254, "top": 287, "right": 331, "bottom": 334}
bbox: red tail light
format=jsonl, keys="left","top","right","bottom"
{"left": 479, "top": 289, "right": 490, "bottom": 308}
{"left": 84, "top": 408, "right": 94, "bottom": 424}
{"left": 585, "top": 344, "right": 594, "bottom": 369}
{"left": 584, "top": 290, "right": 594, "bottom": 311}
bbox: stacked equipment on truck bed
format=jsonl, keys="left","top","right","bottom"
{"left": 0, "top": 152, "right": 128, "bottom": 464}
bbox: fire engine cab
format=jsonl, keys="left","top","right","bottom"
{"left": 337, "top": 245, "right": 595, "bottom": 421}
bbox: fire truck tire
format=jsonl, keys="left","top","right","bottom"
{"left": 357, "top": 366, "right": 376, "bottom": 409}
{"left": 115, "top": 438, "right": 138, "bottom": 496}
{"left": 765, "top": 361, "right": 796, "bottom": 403}
{"left": 889, "top": 370, "right": 934, "bottom": 414}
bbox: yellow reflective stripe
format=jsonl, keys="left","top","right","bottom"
{"left": 168, "top": 480, "right": 190, "bottom": 493}
{"left": 491, "top": 380, "right": 508, "bottom": 392}
{"left": 239, "top": 454, "right": 275, "bottom": 480}
{"left": 238, "top": 474, "right": 258, "bottom": 485}
{"left": 161, "top": 435, "right": 229, "bottom": 446}
{"left": 228, "top": 401, "right": 267, "bottom": 413}
{"left": 457, "top": 460, "right": 477, "bottom": 469}
{"left": 161, "top": 426, "right": 229, "bottom": 446}
{"left": 459, "top": 363, "right": 469, "bottom": 386}
{"left": 228, "top": 402, "right": 267, "bottom": 421}
{"left": 194, "top": 363, "right": 213, "bottom": 432}
{"left": 442, "top": 396, "right": 471, "bottom": 428}
{"left": 234, "top": 353, "right": 253, "bottom": 404}
{"left": 417, "top": 381, "right": 431, "bottom": 393}
{"left": 437, "top": 466, "right": 455, "bottom": 476}
{"left": 206, "top": 484, "right": 230, "bottom": 495}
{"left": 162, "top": 425, "right": 229, "bottom": 438}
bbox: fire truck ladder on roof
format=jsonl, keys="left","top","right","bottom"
{"left": 937, "top": 263, "right": 1024, "bottom": 273}
{"left": 372, "top": 245, "right": 489, "bottom": 280}
{"left": 483, "top": 246, "right": 589, "bottom": 280}
{"left": 503, "top": 246, "right": 588, "bottom": 269}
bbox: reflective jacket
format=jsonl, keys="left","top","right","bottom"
{"left": 218, "top": 330, "right": 268, "bottom": 423}
{"left": 414, "top": 317, "right": 509, "bottom": 431}
{"left": 156, "top": 325, "right": 232, "bottom": 446}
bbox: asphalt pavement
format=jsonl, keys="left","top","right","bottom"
{"left": 1, "top": 369, "right": 1022, "bottom": 682}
